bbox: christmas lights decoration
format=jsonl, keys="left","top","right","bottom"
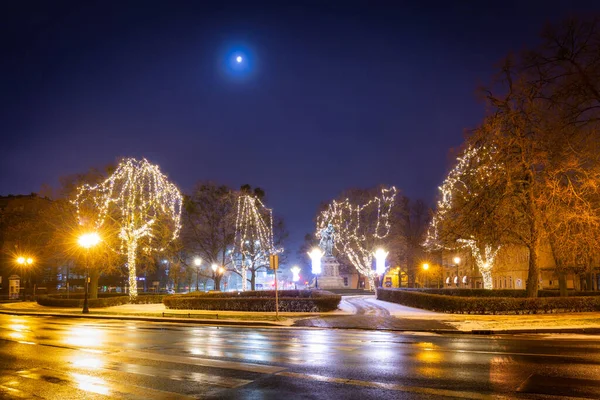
{"left": 317, "top": 186, "right": 397, "bottom": 289}
{"left": 231, "top": 194, "right": 282, "bottom": 291}
{"left": 424, "top": 146, "right": 501, "bottom": 289}
{"left": 74, "top": 158, "right": 183, "bottom": 299}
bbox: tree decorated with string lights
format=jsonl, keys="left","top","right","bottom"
{"left": 317, "top": 186, "right": 397, "bottom": 289}
{"left": 424, "top": 143, "right": 505, "bottom": 289}
{"left": 231, "top": 186, "right": 283, "bottom": 291}
{"left": 74, "top": 158, "right": 183, "bottom": 299}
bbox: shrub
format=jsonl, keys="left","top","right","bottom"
{"left": 396, "top": 288, "right": 600, "bottom": 298}
{"left": 164, "top": 290, "right": 341, "bottom": 312}
{"left": 376, "top": 288, "right": 600, "bottom": 314}
{"left": 37, "top": 295, "right": 131, "bottom": 308}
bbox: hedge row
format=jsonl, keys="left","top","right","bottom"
{"left": 48, "top": 293, "right": 164, "bottom": 300}
{"left": 178, "top": 290, "right": 317, "bottom": 299}
{"left": 164, "top": 290, "right": 341, "bottom": 312}
{"left": 37, "top": 294, "right": 166, "bottom": 308}
{"left": 377, "top": 288, "right": 600, "bottom": 314}
{"left": 398, "top": 288, "right": 600, "bottom": 298}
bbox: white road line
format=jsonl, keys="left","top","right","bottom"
{"left": 275, "top": 371, "right": 590, "bottom": 400}
{"left": 12, "top": 367, "right": 196, "bottom": 399}
{"left": 122, "top": 350, "right": 287, "bottom": 374}
{"left": 100, "top": 361, "right": 252, "bottom": 388}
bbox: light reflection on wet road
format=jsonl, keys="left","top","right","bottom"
{"left": 1, "top": 314, "right": 600, "bottom": 399}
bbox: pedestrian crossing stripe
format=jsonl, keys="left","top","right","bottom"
{"left": 122, "top": 350, "right": 287, "bottom": 374}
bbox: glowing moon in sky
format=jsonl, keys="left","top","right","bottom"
{"left": 236, "top": 56, "right": 243, "bottom": 63}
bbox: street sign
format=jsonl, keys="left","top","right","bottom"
{"left": 269, "top": 254, "right": 279, "bottom": 270}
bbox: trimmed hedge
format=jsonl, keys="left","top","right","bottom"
{"left": 397, "top": 288, "right": 600, "bottom": 298}
{"left": 164, "top": 290, "right": 341, "bottom": 312}
{"left": 37, "top": 294, "right": 166, "bottom": 308}
{"left": 377, "top": 288, "right": 600, "bottom": 314}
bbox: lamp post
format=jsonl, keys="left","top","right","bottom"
{"left": 16, "top": 256, "right": 34, "bottom": 299}
{"left": 290, "top": 266, "right": 301, "bottom": 290}
{"left": 453, "top": 256, "right": 461, "bottom": 288}
{"left": 308, "top": 248, "right": 323, "bottom": 289}
{"left": 374, "top": 248, "right": 388, "bottom": 288}
{"left": 211, "top": 264, "right": 225, "bottom": 291}
{"left": 194, "top": 257, "right": 202, "bottom": 292}
{"left": 422, "top": 263, "right": 429, "bottom": 288}
{"left": 78, "top": 232, "right": 100, "bottom": 314}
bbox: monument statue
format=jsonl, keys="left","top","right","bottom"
{"left": 319, "top": 223, "right": 335, "bottom": 257}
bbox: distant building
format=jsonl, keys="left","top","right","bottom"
{"left": 0, "top": 194, "right": 52, "bottom": 297}
{"left": 439, "top": 242, "right": 594, "bottom": 291}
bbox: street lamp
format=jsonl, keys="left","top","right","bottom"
{"left": 211, "top": 264, "right": 224, "bottom": 291}
{"left": 308, "top": 248, "right": 323, "bottom": 289}
{"left": 15, "top": 256, "right": 34, "bottom": 298}
{"left": 453, "top": 256, "right": 461, "bottom": 288}
{"left": 422, "top": 263, "right": 429, "bottom": 288}
{"left": 78, "top": 232, "right": 100, "bottom": 314}
{"left": 374, "top": 248, "right": 388, "bottom": 287}
{"left": 194, "top": 257, "right": 202, "bottom": 292}
{"left": 290, "top": 266, "right": 301, "bottom": 290}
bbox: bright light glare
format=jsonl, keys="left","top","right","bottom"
{"left": 194, "top": 257, "right": 202, "bottom": 266}
{"left": 290, "top": 266, "right": 301, "bottom": 282}
{"left": 236, "top": 56, "right": 243, "bottom": 63}
{"left": 453, "top": 256, "right": 461, "bottom": 265}
{"left": 16, "top": 256, "right": 33, "bottom": 265}
{"left": 374, "top": 248, "right": 388, "bottom": 275}
{"left": 78, "top": 233, "right": 100, "bottom": 249}
{"left": 211, "top": 264, "right": 218, "bottom": 272}
{"left": 308, "top": 248, "right": 323, "bottom": 275}
{"left": 422, "top": 263, "right": 430, "bottom": 271}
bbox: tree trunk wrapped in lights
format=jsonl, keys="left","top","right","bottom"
{"left": 231, "top": 193, "right": 282, "bottom": 291}
{"left": 74, "top": 158, "right": 183, "bottom": 300}
{"left": 317, "top": 187, "right": 397, "bottom": 289}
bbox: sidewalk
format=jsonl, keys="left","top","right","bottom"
{"left": 371, "top": 297, "right": 600, "bottom": 333}
{"left": 0, "top": 301, "right": 353, "bottom": 327}
{"left": 4, "top": 298, "right": 600, "bottom": 334}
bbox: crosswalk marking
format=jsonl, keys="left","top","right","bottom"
{"left": 122, "top": 349, "right": 287, "bottom": 374}
{"left": 100, "top": 360, "right": 252, "bottom": 388}
{"left": 11, "top": 367, "right": 196, "bottom": 399}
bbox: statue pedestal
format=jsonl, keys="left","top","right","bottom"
{"left": 317, "top": 256, "right": 346, "bottom": 289}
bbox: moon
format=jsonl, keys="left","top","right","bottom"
{"left": 236, "top": 56, "right": 243, "bottom": 63}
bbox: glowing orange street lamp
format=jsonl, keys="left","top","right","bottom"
{"left": 78, "top": 232, "right": 100, "bottom": 314}
{"left": 15, "top": 256, "right": 34, "bottom": 297}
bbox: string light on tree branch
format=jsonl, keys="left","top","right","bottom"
{"left": 231, "top": 194, "right": 282, "bottom": 291}
{"left": 73, "top": 158, "right": 183, "bottom": 300}
{"left": 317, "top": 186, "right": 397, "bottom": 289}
{"left": 424, "top": 145, "right": 502, "bottom": 289}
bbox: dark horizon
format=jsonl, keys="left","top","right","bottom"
{"left": 1, "top": 1, "right": 597, "bottom": 263}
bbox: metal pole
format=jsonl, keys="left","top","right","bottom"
{"left": 82, "top": 251, "right": 90, "bottom": 314}
{"left": 275, "top": 269, "right": 279, "bottom": 319}
{"left": 196, "top": 268, "right": 199, "bottom": 292}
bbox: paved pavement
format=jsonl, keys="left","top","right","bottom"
{"left": 2, "top": 313, "right": 600, "bottom": 399}
{"left": 294, "top": 296, "right": 454, "bottom": 330}
{"left": 5, "top": 295, "right": 600, "bottom": 333}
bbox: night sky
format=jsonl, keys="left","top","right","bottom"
{"left": 1, "top": 1, "right": 597, "bottom": 261}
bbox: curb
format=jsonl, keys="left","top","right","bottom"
{"left": 0, "top": 310, "right": 285, "bottom": 328}
{"left": 2, "top": 310, "right": 600, "bottom": 335}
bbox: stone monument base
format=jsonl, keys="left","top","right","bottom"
{"left": 317, "top": 256, "right": 346, "bottom": 289}
{"left": 317, "top": 275, "right": 346, "bottom": 289}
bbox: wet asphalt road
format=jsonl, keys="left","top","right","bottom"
{"left": 1, "top": 314, "right": 600, "bottom": 399}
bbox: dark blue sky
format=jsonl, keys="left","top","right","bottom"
{"left": 1, "top": 1, "right": 597, "bottom": 261}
